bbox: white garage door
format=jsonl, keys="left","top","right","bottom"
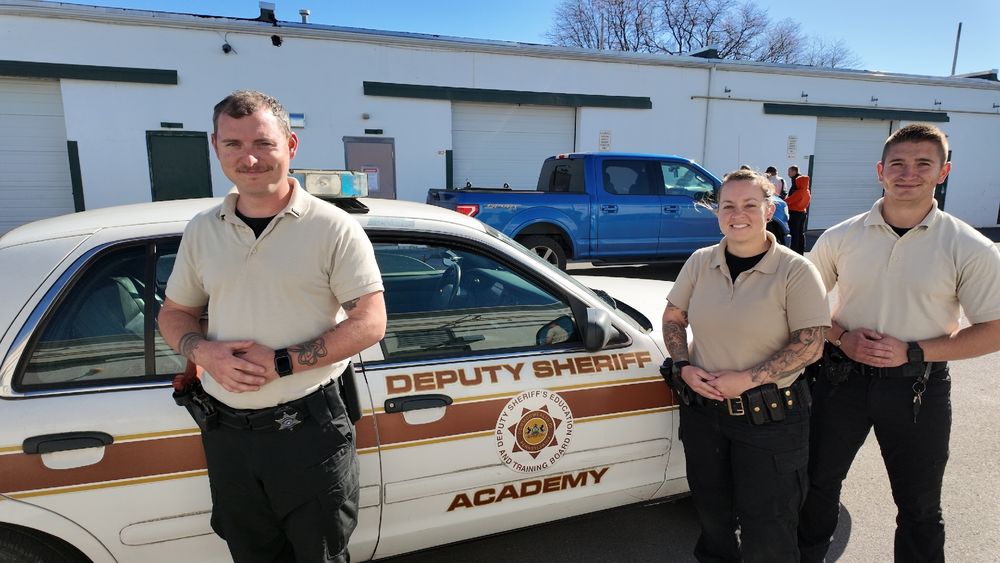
{"left": 0, "top": 78, "right": 75, "bottom": 235}
{"left": 809, "top": 118, "right": 893, "bottom": 230}
{"left": 452, "top": 102, "right": 575, "bottom": 189}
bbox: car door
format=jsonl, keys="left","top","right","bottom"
{"left": 657, "top": 161, "right": 723, "bottom": 255}
{"left": 359, "top": 231, "right": 674, "bottom": 559}
{"left": 0, "top": 229, "right": 382, "bottom": 562}
{"left": 593, "top": 159, "right": 662, "bottom": 258}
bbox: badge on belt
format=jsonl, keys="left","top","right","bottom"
{"left": 274, "top": 408, "right": 302, "bottom": 431}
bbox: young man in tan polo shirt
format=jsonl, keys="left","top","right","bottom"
{"left": 798, "top": 124, "right": 1000, "bottom": 562}
{"left": 159, "top": 90, "right": 386, "bottom": 562}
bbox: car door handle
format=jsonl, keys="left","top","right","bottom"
{"left": 384, "top": 394, "right": 453, "bottom": 414}
{"left": 600, "top": 204, "right": 618, "bottom": 214}
{"left": 663, "top": 205, "right": 680, "bottom": 214}
{"left": 23, "top": 431, "right": 114, "bottom": 454}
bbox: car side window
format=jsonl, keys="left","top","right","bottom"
{"left": 18, "top": 240, "right": 186, "bottom": 390}
{"left": 661, "top": 162, "right": 715, "bottom": 199}
{"left": 603, "top": 160, "right": 657, "bottom": 196}
{"left": 373, "top": 241, "right": 581, "bottom": 361}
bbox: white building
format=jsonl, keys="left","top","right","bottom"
{"left": 2, "top": 0, "right": 998, "bottom": 234}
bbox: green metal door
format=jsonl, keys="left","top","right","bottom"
{"left": 146, "top": 131, "right": 213, "bottom": 201}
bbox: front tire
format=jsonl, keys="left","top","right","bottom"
{"left": 519, "top": 235, "right": 567, "bottom": 270}
{"left": 0, "top": 525, "right": 89, "bottom": 563}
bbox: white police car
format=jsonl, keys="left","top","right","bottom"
{"left": 0, "top": 182, "right": 686, "bottom": 561}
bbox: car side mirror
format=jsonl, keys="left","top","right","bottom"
{"left": 583, "top": 307, "right": 613, "bottom": 352}
{"left": 536, "top": 315, "right": 576, "bottom": 346}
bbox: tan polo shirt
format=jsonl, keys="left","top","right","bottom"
{"left": 809, "top": 199, "right": 1000, "bottom": 341}
{"left": 166, "top": 179, "right": 384, "bottom": 409}
{"left": 668, "top": 232, "right": 831, "bottom": 388}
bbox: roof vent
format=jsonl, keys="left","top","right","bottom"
{"left": 299, "top": 9, "right": 310, "bottom": 23}
{"left": 257, "top": 1, "right": 277, "bottom": 23}
{"left": 686, "top": 45, "right": 720, "bottom": 59}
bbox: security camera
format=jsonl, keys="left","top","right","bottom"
{"left": 222, "top": 42, "right": 232, "bottom": 54}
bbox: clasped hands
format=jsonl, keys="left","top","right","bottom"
{"left": 679, "top": 366, "right": 755, "bottom": 401}
{"left": 189, "top": 339, "right": 279, "bottom": 393}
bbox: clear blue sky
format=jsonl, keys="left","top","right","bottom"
{"left": 60, "top": 0, "right": 998, "bottom": 77}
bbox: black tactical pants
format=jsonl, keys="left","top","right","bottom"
{"left": 679, "top": 399, "right": 810, "bottom": 563}
{"left": 202, "top": 383, "right": 359, "bottom": 563}
{"left": 789, "top": 211, "right": 808, "bottom": 255}
{"left": 798, "top": 367, "right": 951, "bottom": 563}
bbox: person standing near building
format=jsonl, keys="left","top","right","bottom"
{"left": 662, "top": 169, "right": 829, "bottom": 562}
{"left": 785, "top": 166, "right": 811, "bottom": 254}
{"left": 159, "top": 90, "right": 386, "bottom": 562}
{"left": 766, "top": 165, "right": 787, "bottom": 198}
{"left": 798, "top": 123, "right": 1000, "bottom": 563}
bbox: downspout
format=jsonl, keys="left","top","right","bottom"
{"left": 701, "top": 64, "right": 715, "bottom": 166}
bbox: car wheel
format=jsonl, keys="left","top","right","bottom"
{"left": 519, "top": 236, "right": 567, "bottom": 270}
{"left": 0, "top": 525, "right": 90, "bottom": 563}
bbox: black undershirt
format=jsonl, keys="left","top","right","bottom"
{"left": 725, "top": 249, "right": 768, "bottom": 281}
{"left": 889, "top": 225, "right": 912, "bottom": 238}
{"left": 235, "top": 209, "right": 275, "bottom": 239}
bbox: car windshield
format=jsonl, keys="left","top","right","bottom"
{"left": 482, "top": 225, "right": 647, "bottom": 332}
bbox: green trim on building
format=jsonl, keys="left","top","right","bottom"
{"left": 0, "top": 60, "right": 177, "bottom": 85}
{"left": 764, "top": 103, "right": 949, "bottom": 122}
{"left": 66, "top": 141, "right": 85, "bottom": 212}
{"left": 364, "top": 81, "right": 651, "bottom": 109}
{"left": 445, "top": 149, "right": 454, "bottom": 190}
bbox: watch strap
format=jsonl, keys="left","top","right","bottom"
{"left": 673, "top": 360, "right": 691, "bottom": 375}
{"left": 907, "top": 341, "right": 924, "bottom": 364}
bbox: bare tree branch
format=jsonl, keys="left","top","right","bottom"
{"left": 546, "top": 0, "right": 862, "bottom": 68}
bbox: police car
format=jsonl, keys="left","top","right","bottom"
{"left": 0, "top": 178, "right": 686, "bottom": 562}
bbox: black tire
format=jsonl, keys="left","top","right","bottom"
{"left": 0, "top": 525, "right": 90, "bottom": 563}
{"left": 519, "top": 235, "right": 567, "bottom": 270}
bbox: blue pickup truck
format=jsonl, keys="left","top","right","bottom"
{"left": 427, "top": 152, "right": 791, "bottom": 269}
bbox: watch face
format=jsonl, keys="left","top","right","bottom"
{"left": 907, "top": 343, "right": 924, "bottom": 363}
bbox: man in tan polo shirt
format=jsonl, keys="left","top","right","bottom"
{"left": 798, "top": 124, "right": 1000, "bottom": 563}
{"left": 159, "top": 90, "right": 386, "bottom": 563}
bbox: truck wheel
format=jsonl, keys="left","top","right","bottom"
{"left": 520, "top": 236, "right": 567, "bottom": 270}
{"left": 0, "top": 525, "right": 89, "bottom": 563}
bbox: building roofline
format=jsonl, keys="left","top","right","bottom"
{"left": 5, "top": 0, "right": 1000, "bottom": 92}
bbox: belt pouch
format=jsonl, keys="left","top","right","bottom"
{"left": 795, "top": 380, "right": 812, "bottom": 409}
{"left": 760, "top": 384, "right": 786, "bottom": 422}
{"left": 743, "top": 387, "right": 770, "bottom": 425}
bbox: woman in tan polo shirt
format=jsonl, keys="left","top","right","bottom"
{"left": 661, "top": 169, "right": 830, "bottom": 563}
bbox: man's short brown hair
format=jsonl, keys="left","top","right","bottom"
{"left": 212, "top": 90, "right": 292, "bottom": 138}
{"left": 882, "top": 123, "right": 949, "bottom": 164}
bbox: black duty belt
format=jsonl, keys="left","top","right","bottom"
{"left": 211, "top": 379, "right": 338, "bottom": 432}
{"left": 856, "top": 361, "right": 947, "bottom": 379}
{"left": 692, "top": 379, "right": 810, "bottom": 418}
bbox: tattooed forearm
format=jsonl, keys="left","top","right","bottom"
{"left": 342, "top": 298, "right": 360, "bottom": 312}
{"left": 662, "top": 302, "right": 690, "bottom": 362}
{"left": 289, "top": 337, "right": 329, "bottom": 367}
{"left": 178, "top": 332, "right": 204, "bottom": 360}
{"left": 748, "top": 326, "right": 826, "bottom": 384}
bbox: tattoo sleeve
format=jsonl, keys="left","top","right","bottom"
{"left": 177, "top": 332, "right": 204, "bottom": 360}
{"left": 748, "top": 326, "right": 826, "bottom": 384}
{"left": 342, "top": 298, "right": 360, "bottom": 312}
{"left": 289, "top": 337, "right": 329, "bottom": 367}
{"left": 662, "top": 301, "right": 690, "bottom": 362}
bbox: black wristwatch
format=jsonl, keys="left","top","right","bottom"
{"left": 274, "top": 348, "right": 294, "bottom": 377}
{"left": 906, "top": 341, "right": 925, "bottom": 364}
{"left": 672, "top": 360, "right": 691, "bottom": 377}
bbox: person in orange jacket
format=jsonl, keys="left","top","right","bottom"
{"left": 785, "top": 166, "right": 811, "bottom": 254}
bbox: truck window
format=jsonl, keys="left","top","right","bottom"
{"left": 537, "top": 159, "right": 584, "bottom": 193}
{"left": 661, "top": 162, "right": 715, "bottom": 199}
{"left": 602, "top": 160, "right": 658, "bottom": 196}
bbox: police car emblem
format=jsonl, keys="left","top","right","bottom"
{"left": 495, "top": 389, "right": 574, "bottom": 473}
{"left": 274, "top": 409, "right": 302, "bottom": 431}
